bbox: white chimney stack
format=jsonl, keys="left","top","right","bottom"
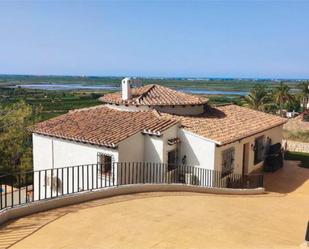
{"left": 122, "top": 77, "right": 132, "bottom": 100}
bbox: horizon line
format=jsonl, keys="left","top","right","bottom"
{"left": 0, "top": 73, "right": 308, "bottom": 81}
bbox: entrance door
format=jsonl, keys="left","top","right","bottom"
{"left": 168, "top": 149, "right": 177, "bottom": 171}
{"left": 242, "top": 143, "right": 249, "bottom": 176}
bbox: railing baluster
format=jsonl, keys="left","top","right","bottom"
{"left": 134, "top": 162, "right": 137, "bottom": 184}
{"left": 87, "top": 165, "right": 89, "bottom": 190}
{"left": 72, "top": 167, "right": 75, "bottom": 193}
{"left": 25, "top": 172, "right": 28, "bottom": 203}
{"left": 51, "top": 169, "right": 53, "bottom": 198}
{"left": 38, "top": 170, "right": 41, "bottom": 201}
{"left": 11, "top": 176, "right": 14, "bottom": 207}
{"left": 113, "top": 162, "right": 115, "bottom": 186}
{"left": 118, "top": 163, "right": 123, "bottom": 185}
{"left": 31, "top": 171, "right": 34, "bottom": 202}
{"left": 67, "top": 167, "right": 69, "bottom": 194}
{"left": 95, "top": 164, "right": 98, "bottom": 189}
{"left": 128, "top": 162, "right": 131, "bottom": 185}
{"left": 18, "top": 173, "right": 21, "bottom": 205}
{"left": 61, "top": 168, "right": 64, "bottom": 195}
{"left": 77, "top": 166, "right": 80, "bottom": 192}
{"left": 44, "top": 170, "right": 47, "bottom": 199}
{"left": 82, "top": 165, "right": 84, "bottom": 191}
{"left": 56, "top": 168, "right": 59, "bottom": 197}
{"left": 92, "top": 164, "right": 94, "bottom": 190}
{"left": 5, "top": 181, "right": 7, "bottom": 208}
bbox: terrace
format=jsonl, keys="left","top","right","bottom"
{"left": 0, "top": 160, "right": 308, "bottom": 249}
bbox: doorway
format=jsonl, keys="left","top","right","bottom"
{"left": 242, "top": 143, "right": 249, "bottom": 176}
{"left": 167, "top": 149, "right": 177, "bottom": 171}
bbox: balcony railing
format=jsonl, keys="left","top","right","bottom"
{"left": 0, "top": 162, "right": 263, "bottom": 212}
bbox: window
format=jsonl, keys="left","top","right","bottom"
{"left": 97, "top": 154, "right": 112, "bottom": 175}
{"left": 221, "top": 147, "right": 235, "bottom": 177}
{"left": 254, "top": 136, "right": 265, "bottom": 165}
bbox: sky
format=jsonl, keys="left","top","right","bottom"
{"left": 0, "top": 1, "right": 308, "bottom": 79}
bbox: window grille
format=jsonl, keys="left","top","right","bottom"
{"left": 221, "top": 147, "right": 235, "bottom": 177}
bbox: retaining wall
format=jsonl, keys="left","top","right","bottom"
{"left": 283, "top": 140, "right": 309, "bottom": 153}
{"left": 0, "top": 184, "right": 265, "bottom": 226}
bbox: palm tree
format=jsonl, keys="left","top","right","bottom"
{"left": 272, "top": 82, "right": 293, "bottom": 117}
{"left": 298, "top": 81, "right": 309, "bottom": 111}
{"left": 245, "top": 84, "right": 269, "bottom": 111}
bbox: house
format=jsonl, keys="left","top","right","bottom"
{"left": 31, "top": 78, "right": 286, "bottom": 194}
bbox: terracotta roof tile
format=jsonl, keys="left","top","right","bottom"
{"left": 160, "top": 105, "right": 287, "bottom": 145}
{"left": 31, "top": 106, "right": 179, "bottom": 147}
{"left": 32, "top": 103, "right": 287, "bottom": 148}
{"left": 100, "top": 84, "right": 208, "bottom": 106}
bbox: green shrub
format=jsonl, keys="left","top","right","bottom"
{"left": 285, "top": 152, "right": 309, "bottom": 168}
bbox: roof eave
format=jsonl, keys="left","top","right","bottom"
{"left": 218, "top": 121, "right": 287, "bottom": 147}
{"left": 32, "top": 131, "right": 118, "bottom": 149}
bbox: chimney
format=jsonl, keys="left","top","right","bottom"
{"left": 122, "top": 77, "right": 132, "bottom": 100}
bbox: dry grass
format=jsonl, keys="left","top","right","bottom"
{"left": 284, "top": 114, "right": 309, "bottom": 142}
{"left": 283, "top": 129, "right": 309, "bottom": 143}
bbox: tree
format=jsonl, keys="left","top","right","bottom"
{"left": 272, "top": 82, "right": 293, "bottom": 117}
{"left": 298, "top": 81, "right": 309, "bottom": 111}
{"left": 0, "top": 101, "right": 37, "bottom": 175}
{"left": 245, "top": 84, "right": 270, "bottom": 111}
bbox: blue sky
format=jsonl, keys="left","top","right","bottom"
{"left": 0, "top": 1, "right": 308, "bottom": 79}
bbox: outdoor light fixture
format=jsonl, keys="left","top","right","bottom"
{"left": 305, "top": 221, "right": 309, "bottom": 246}
{"left": 251, "top": 144, "right": 256, "bottom": 151}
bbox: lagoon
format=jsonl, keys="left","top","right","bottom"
{"left": 11, "top": 83, "right": 248, "bottom": 96}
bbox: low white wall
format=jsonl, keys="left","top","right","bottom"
{"left": 215, "top": 125, "right": 284, "bottom": 174}
{"left": 0, "top": 184, "right": 265, "bottom": 226}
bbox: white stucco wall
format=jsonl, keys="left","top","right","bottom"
{"left": 32, "top": 134, "right": 119, "bottom": 200}
{"left": 143, "top": 124, "right": 180, "bottom": 164}
{"left": 33, "top": 134, "right": 118, "bottom": 170}
{"left": 178, "top": 130, "right": 216, "bottom": 170}
{"left": 118, "top": 132, "right": 144, "bottom": 162}
{"left": 144, "top": 135, "right": 163, "bottom": 163}
{"left": 32, "top": 133, "right": 54, "bottom": 172}
{"left": 214, "top": 125, "right": 284, "bottom": 174}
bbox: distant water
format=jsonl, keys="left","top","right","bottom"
{"left": 11, "top": 83, "right": 248, "bottom": 96}
{"left": 180, "top": 88, "right": 248, "bottom": 96}
{"left": 11, "top": 84, "right": 119, "bottom": 91}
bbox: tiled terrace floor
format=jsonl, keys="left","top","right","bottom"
{"left": 0, "top": 160, "right": 308, "bottom": 249}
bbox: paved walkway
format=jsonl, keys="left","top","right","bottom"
{"left": 0, "top": 161, "right": 309, "bottom": 249}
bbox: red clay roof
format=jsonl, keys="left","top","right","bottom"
{"left": 32, "top": 103, "right": 287, "bottom": 147}
{"left": 31, "top": 106, "right": 179, "bottom": 148}
{"left": 100, "top": 84, "right": 208, "bottom": 106}
{"left": 161, "top": 104, "right": 287, "bottom": 145}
